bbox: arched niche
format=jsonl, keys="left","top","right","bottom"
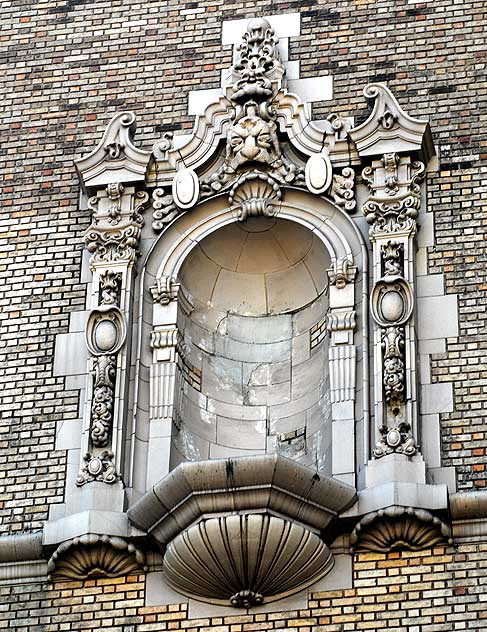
{"left": 173, "top": 217, "right": 331, "bottom": 469}
{"left": 129, "top": 189, "right": 368, "bottom": 495}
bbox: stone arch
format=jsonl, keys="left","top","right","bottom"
{"left": 129, "top": 189, "right": 369, "bottom": 495}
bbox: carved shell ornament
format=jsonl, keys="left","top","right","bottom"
{"left": 163, "top": 513, "right": 333, "bottom": 607}
{"left": 350, "top": 506, "right": 452, "bottom": 553}
{"left": 47, "top": 534, "right": 146, "bottom": 581}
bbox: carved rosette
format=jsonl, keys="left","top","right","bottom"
{"left": 163, "top": 513, "right": 333, "bottom": 607}
{"left": 350, "top": 506, "right": 452, "bottom": 552}
{"left": 47, "top": 534, "right": 146, "bottom": 581}
{"left": 76, "top": 450, "right": 119, "bottom": 485}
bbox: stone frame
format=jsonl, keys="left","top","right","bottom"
{"left": 128, "top": 187, "right": 369, "bottom": 495}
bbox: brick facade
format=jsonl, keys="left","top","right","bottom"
{"left": 1, "top": 0, "right": 486, "bottom": 628}
{"left": 2, "top": 546, "right": 486, "bottom": 630}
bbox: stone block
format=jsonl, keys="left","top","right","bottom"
{"left": 53, "top": 332, "right": 89, "bottom": 376}
{"left": 180, "top": 397, "right": 217, "bottom": 442}
{"left": 209, "top": 443, "right": 266, "bottom": 459}
{"left": 146, "top": 571, "right": 187, "bottom": 607}
{"left": 417, "top": 274, "right": 445, "bottom": 297}
{"left": 215, "top": 336, "right": 291, "bottom": 364}
{"left": 416, "top": 211, "right": 434, "bottom": 247}
{"left": 310, "top": 554, "right": 353, "bottom": 592}
{"left": 55, "top": 420, "right": 81, "bottom": 451}
{"left": 270, "top": 412, "right": 306, "bottom": 436}
{"left": 292, "top": 292, "right": 328, "bottom": 335}
{"left": 243, "top": 360, "right": 291, "bottom": 386}
{"left": 207, "top": 397, "right": 266, "bottom": 421}
{"left": 221, "top": 12, "right": 301, "bottom": 45}
{"left": 421, "top": 382, "right": 454, "bottom": 414}
{"left": 43, "top": 509, "right": 129, "bottom": 546}
{"left": 427, "top": 466, "right": 457, "bottom": 493}
{"left": 269, "top": 389, "right": 320, "bottom": 420}
{"left": 266, "top": 262, "right": 317, "bottom": 313}
{"left": 291, "top": 346, "right": 325, "bottom": 399}
{"left": 288, "top": 76, "right": 333, "bottom": 102}
{"left": 292, "top": 332, "right": 311, "bottom": 365}
{"left": 344, "top": 481, "right": 449, "bottom": 517}
{"left": 216, "top": 416, "right": 267, "bottom": 450}
{"left": 417, "top": 294, "right": 459, "bottom": 340}
{"left": 188, "top": 88, "right": 222, "bottom": 116}
{"left": 332, "top": 419, "right": 354, "bottom": 475}
{"left": 245, "top": 381, "right": 291, "bottom": 406}
{"left": 225, "top": 313, "right": 292, "bottom": 344}
{"left": 201, "top": 355, "right": 243, "bottom": 404}
{"left": 365, "top": 453, "right": 426, "bottom": 487}
{"left": 146, "top": 436, "right": 171, "bottom": 487}
{"left": 69, "top": 310, "right": 89, "bottom": 332}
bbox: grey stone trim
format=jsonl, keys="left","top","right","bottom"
{"left": 128, "top": 454, "right": 357, "bottom": 545}
{"left": 450, "top": 491, "right": 487, "bottom": 520}
{"left": 0, "top": 532, "right": 43, "bottom": 563}
{"left": 0, "top": 561, "right": 48, "bottom": 586}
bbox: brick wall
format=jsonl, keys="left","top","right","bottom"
{"left": 1, "top": 546, "right": 485, "bottom": 630}
{"left": 1, "top": 0, "right": 486, "bottom": 623}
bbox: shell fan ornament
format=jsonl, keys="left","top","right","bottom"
{"left": 47, "top": 534, "right": 146, "bottom": 581}
{"left": 162, "top": 513, "right": 334, "bottom": 608}
{"left": 350, "top": 506, "right": 452, "bottom": 553}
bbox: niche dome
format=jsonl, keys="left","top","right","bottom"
{"left": 179, "top": 217, "right": 330, "bottom": 316}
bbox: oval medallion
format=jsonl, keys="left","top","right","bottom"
{"left": 87, "top": 456, "right": 103, "bottom": 476}
{"left": 305, "top": 153, "right": 332, "bottom": 195}
{"left": 380, "top": 290, "right": 404, "bottom": 322}
{"left": 172, "top": 168, "right": 199, "bottom": 209}
{"left": 94, "top": 319, "right": 118, "bottom": 352}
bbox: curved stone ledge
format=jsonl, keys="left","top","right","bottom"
{"left": 0, "top": 532, "right": 43, "bottom": 563}
{"left": 128, "top": 455, "right": 355, "bottom": 607}
{"left": 128, "top": 455, "right": 357, "bottom": 546}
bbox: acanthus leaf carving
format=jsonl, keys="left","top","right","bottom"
{"left": 99, "top": 270, "right": 122, "bottom": 306}
{"left": 382, "top": 325, "right": 405, "bottom": 413}
{"left": 362, "top": 160, "right": 425, "bottom": 238}
{"left": 196, "top": 21, "right": 304, "bottom": 222}
{"left": 106, "top": 182, "right": 124, "bottom": 224}
{"left": 327, "top": 257, "right": 357, "bottom": 289}
{"left": 330, "top": 166, "right": 356, "bottom": 213}
{"left": 90, "top": 354, "right": 117, "bottom": 448}
{"left": 382, "top": 239, "right": 403, "bottom": 277}
{"left": 382, "top": 152, "right": 399, "bottom": 195}
{"left": 150, "top": 276, "right": 179, "bottom": 305}
{"left": 85, "top": 190, "right": 149, "bottom": 265}
{"left": 152, "top": 187, "right": 180, "bottom": 231}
